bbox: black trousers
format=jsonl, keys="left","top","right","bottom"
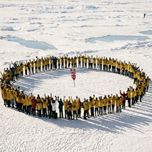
{"left": 43, "top": 108, "right": 47, "bottom": 117}
{"left": 104, "top": 106, "right": 106, "bottom": 114}
{"left": 65, "top": 110, "right": 67, "bottom": 118}
{"left": 95, "top": 108, "right": 98, "bottom": 116}
{"left": 32, "top": 108, "right": 36, "bottom": 116}
{"left": 38, "top": 110, "right": 41, "bottom": 117}
{"left": 128, "top": 98, "right": 131, "bottom": 107}
{"left": 84, "top": 110, "right": 87, "bottom": 119}
{"left": 73, "top": 111, "right": 77, "bottom": 119}
{"left": 112, "top": 105, "right": 115, "bottom": 113}
{"left": 122, "top": 100, "right": 126, "bottom": 109}
{"left": 7, "top": 100, "right": 10, "bottom": 107}
{"left": 90, "top": 107, "right": 94, "bottom": 117}
{"left": 68, "top": 111, "right": 72, "bottom": 119}
{"left": 23, "top": 106, "right": 26, "bottom": 112}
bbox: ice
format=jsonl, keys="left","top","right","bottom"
{"left": 0, "top": 36, "right": 57, "bottom": 50}
{"left": 86, "top": 35, "right": 150, "bottom": 43}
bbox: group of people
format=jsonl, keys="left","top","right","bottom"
{"left": 0, "top": 55, "right": 151, "bottom": 120}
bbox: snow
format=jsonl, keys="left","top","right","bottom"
{"left": 0, "top": 0, "right": 152, "bottom": 151}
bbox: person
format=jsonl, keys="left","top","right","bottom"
{"left": 2, "top": 88, "right": 7, "bottom": 106}
{"left": 22, "top": 95, "right": 26, "bottom": 113}
{"left": 94, "top": 98, "right": 99, "bottom": 116}
{"left": 67, "top": 99, "right": 72, "bottom": 119}
{"left": 120, "top": 90, "right": 128, "bottom": 109}
{"left": 144, "top": 13, "right": 146, "bottom": 18}
{"left": 119, "top": 97, "right": 123, "bottom": 112}
{"left": 10, "top": 89, "right": 15, "bottom": 108}
{"left": 111, "top": 95, "right": 116, "bottom": 113}
{"left": 107, "top": 95, "right": 112, "bottom": 114}
{"left": 42, "top": 97, "right": 48, "bottom": 117}
{"left": 48, "top": 95, "right": 52, "bottom": 118}
{"left": 89, "top": 97, "right": 94, "bottom": 117}
{"left": 31, "top": 96, "right": 36, "bottom": 116}
{"left": 83, "top": 99, "right": 89, "bottom": 119}
{"left": 58, "top": 97, "right": 64, "bottom": 118}
{"left": 63, "top": 97, "right": 68, "bottom": 119}
{"left": 37, "top": 94, "right": 42, "bottom": 117}
{"left": 98, "top": 96, "right": 103, "bottom": 115}
{"left": 51, "top": 97, "right": 57, "bottom": 118}
{"left": 72, "top": 99, "right": 77, "bottom": 120}
{"left": 6, "top": 89, "right": 10, "bottom": 107}
{"left": 116, "top": 97, "right": 119, "bottom": 113}
{"left": 77, "top": 98, "right": 82, "bottom": 118}
{"left": 127, "top": 88, "right": 131, "bottom": 108}
{"left": 18, "top": 93, "right": 23, "bottom": 112}
{"left": 103, "top": 95, "right": 108, "bottom": 114}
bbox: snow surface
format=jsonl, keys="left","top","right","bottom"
{"left": 0, "top": 0, "right": 152, "bottom": 151}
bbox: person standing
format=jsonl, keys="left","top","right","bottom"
{"left": 120, "top": 90, "right": 128, "bottom": 109}
{"left": 72, "top": 99, "right": 77, "bottom": 120}
{"left": 63, "top": 97, "right": 68, "bottom": 119}
{"left": 89, "top": 97, "right": 94, "bottom": 117}
{"left": 77, "top": 98, "right": 82, "bottom": 118}
{"left": 31, "top": 96, "right": 36, "bottom": 116}
{"left": 94, "top": 98, "right": 99, "bottom": 116}
{"left": 99, "top": 96, "right": 103, "bottom": 115}
{"left": 83, "top": 99, "right": 89, "bottom": 120}
{"left": 127, "top": 88, "right": 131, "bottom": 108}
{"left": 52, "top": 97, "right": 57, "bottom": 118}
{"left": 58, "top": 97, "right": 64, "bottom": 118}
{"left": 36, "top": 94, "right": 42, "bottom": 117}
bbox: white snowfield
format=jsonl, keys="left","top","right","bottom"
{"left": 0, "top": 0, "right": 152, "bottom": 151}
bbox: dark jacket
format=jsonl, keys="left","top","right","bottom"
{"left": 58, "top": 99, "right": 64, "bottom": 110}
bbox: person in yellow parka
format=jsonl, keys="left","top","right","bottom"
{"left": 107, "top": 95, "right": 112, "bottom": 114}
{"left": 111, "top": 95, "right": 116, "bottom": 113}
{"left": 103, "top": 95, "right": 108, "bottom": 114}
{"left": 83, "top": 99, "right": 89, "bottom": 119}
{"left": 119, "top": 96, "right": 123, "bottom": 112}
{"left": 135, "top": 88, "right": 138, "bottom": 103}
{"left": 94, "top": 98, "right": 99, "bottom": 116}
{"left": 89, "top": 96, "right": 94, "bottom": 117}
{"left": 37, "top": 94, "right": 42, "bottom": 117}
{"left": 127, "top": 88, "right": 132, "bottom": 108}
{"left": 138, "top": 86, "right": 143, "bottom": 102}
{"left": 10, "top": 89, "right": 15, "bottom": 108}
{"left": 72, "top": 99, "right": 77, "bottom": 120}
{"left": 146, "top": 77, "right": 151, "bottom": 91}
{"left": 116, "top": 96, "right": 120, "bottom": 113}
{"left": 42, "top": 97, "right": 48, "bottom": 117}
{"left": 28, "top": 94, "right": 32, "bottom": 115}
{"left": 76, "top": 97, "right": 82, "bottom": 118}
{"left": 22, "top": 95, "right": 26, "bottom": 113}
{"left": 108, "top": 58, "right": 112, "bottom": 71}
{"left": 6, "top": 89, "right": 11, "bottom": 107}
{"left": 2, "top": 87, "right": 7, "bottom": 106}
{"left": 98, "top": 96, "right": 103, "bottom": 115}
{"left": 25, "top": 95, "right": 29, "bottom": 114}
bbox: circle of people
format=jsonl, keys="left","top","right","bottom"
{"left": 0, "top": 55, "right": 151, "bottom": 120}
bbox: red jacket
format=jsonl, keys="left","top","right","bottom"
{"left": 120, "top": 91, "right": 128, "bottom": 101}
{"left": 31, "top": 99, "right": 36, "bottom": 109}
